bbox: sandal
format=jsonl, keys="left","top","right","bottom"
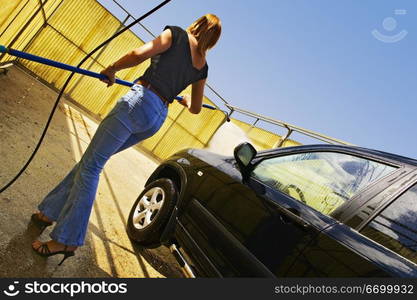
{"left": 31, "top": 213, "right": 53, "bottom": 233}
{"left": 33, "top": 242, "right": 75, "bottom": 266}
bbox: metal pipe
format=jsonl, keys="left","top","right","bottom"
{"left": 274, "top": 125, "right": 293, "bottom": 148}
{"left": 169, "top": 244, "right": 196, "bottom": 278}
{"left": 224, "top": 103, "right": 354, "bottom": 146}
{"left": 37, "top": 0, "right": 47, "bottom": 24}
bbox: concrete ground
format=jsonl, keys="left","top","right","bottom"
{"left": 0, "top": 65, "right": 183, "bottom": 278}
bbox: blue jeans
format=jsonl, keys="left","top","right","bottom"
{"left": 38, "top": 84, "right": 167, "bottom": 246}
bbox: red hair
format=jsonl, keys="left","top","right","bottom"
{"left": 187, "top": 14, "right": 221, "bottom": 54}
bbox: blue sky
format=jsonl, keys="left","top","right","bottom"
{"left": 98, "top": 0, "right": 416, "bottom": 159}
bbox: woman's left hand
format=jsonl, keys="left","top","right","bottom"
{"left": 100, "top": 66, "right": 117, "bottom": 87}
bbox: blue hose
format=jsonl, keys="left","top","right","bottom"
{"left": 0, "top": 45, "right": 217, "bottom": 110}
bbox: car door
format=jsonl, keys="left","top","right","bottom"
{"left": 287, "top": 179, "right": 417, "bottom": 277}
{"left": 178, "top": 160, "right": 276, "bottom": 277}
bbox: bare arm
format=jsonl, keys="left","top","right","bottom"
{"left": 180, "top": 78, "right": 206, "bottom": 114}
{"left": 100, "top": 29, "right": 172, "bottom": 86}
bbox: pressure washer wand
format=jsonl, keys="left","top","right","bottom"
{"left": 0, "top": 45, "right": 217, "bottom": 110}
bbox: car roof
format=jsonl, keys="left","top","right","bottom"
{"left": 256, "top": 144, "right": 417, "bottom": 167}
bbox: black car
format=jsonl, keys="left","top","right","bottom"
{"left": 126, "top": 143, "right": 417, "bottom": 277}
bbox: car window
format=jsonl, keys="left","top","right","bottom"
{"left": 252, "top": 152, "right": 396, "bottom": 215}
{"left": 361, "top": 184, "right": 417, "bottom": 264}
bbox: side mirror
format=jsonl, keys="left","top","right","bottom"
{"left": 234, "top": 142, "right": 257, "bottom": 179}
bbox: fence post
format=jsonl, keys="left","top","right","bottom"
{"left": 38, "top": 0, "right": 47, "bottom": 24}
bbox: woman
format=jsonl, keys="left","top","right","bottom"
{"left": 31, "top": 14, "right": 221, "bottom": 265}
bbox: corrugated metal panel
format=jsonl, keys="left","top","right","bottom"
{"left": 141, "top": 118, "right": 174, "bottom": 152}
{"left": 0, "top": 0, "right": 40, "bottom": 62}
{"left": 281, "top": 139, "right": 302, "bottom": 147}
{"left": 231, "top": 118, "right": 251, "bottom": 132}
{"left": 231, "top": 118, "right": 301, "bottom": 150}
{"left": 21, "top": 26, "right": 88, "bottom": 88}
{"left": 152, "top": 121, "right": 205, "bottom": 159}
{"left": 0, "top": 0, "right": 61, "bottom": 62}
{"left": 0, "top": 0, "right": 28, "bottom": 35}
{"left": 247, "top": 126, "right": 281, "bottom": 149}
{"left": 175, "top": 105, "right": 226, "bottom": 144}
{"left": 140, "top": 106, "right": 225, "bottom": 160}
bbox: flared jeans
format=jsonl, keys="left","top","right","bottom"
{"left": 38, "top": 84, "right": 168, "bottom": 246}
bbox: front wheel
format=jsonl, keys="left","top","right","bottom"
{"left": 127, "top": 178, "right": 178, "bottom": 247}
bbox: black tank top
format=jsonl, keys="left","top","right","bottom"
{"left": 138, "top": 25, "right": 208, "bottom": 103}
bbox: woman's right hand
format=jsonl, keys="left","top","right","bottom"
{"left": 100, "top": 66, "right": 117, "bottom": 87}
{"left": 178, "top": 94, "right": 191, "bottom": 108}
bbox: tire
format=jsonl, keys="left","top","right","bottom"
{"left": 127, "top": 178, "right": 178, "bottom": 247}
